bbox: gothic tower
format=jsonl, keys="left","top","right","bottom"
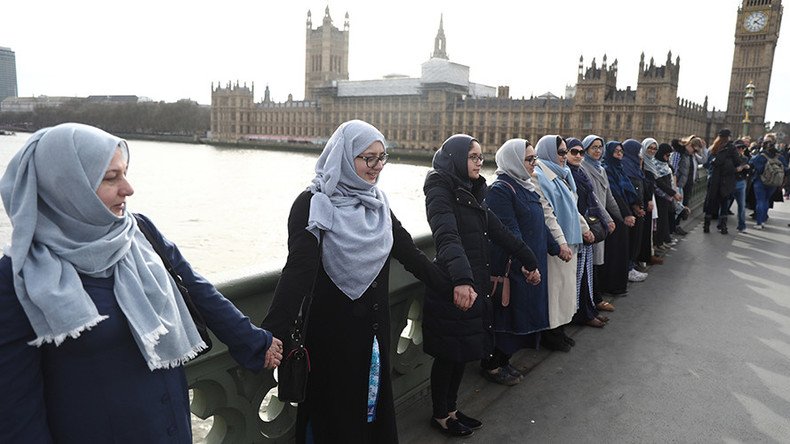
{"left": 725, "top": 0, "right": 783, "bottom": 137}
{"left": 304, "top": 7, "right": 350, "bottom": 100}
{"left": 432, "top": 15, "right": 448, "bottom": 59}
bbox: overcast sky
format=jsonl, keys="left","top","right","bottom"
{"left": 3, "top": 0, "right": 788, "bottom": 123}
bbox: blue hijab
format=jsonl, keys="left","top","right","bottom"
{"left": 622, "top": 139, "right": 645, "bottom": 180}
{"left": 307, "top": 120, "right": 393, "bottom": 300}
{"left": 534, "top": 135, "right": 582, "bottom": 245}
{"left": 603, "top": 140, "right": 639, "bottom": 205}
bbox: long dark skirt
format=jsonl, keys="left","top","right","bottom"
{"left": 628, "top": 215, "right": 644, "bottom": 263}
{"left": 599, "top": 218, "right": 629, "bottom": 294}
{"left": 655, "top": 197, "right": 673, "bottom": 245}
{"left": 636, "top": 213, "right": 653, "bottom": 263}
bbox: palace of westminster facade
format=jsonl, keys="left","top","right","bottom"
{"left": 210, "top": 1, "right": 783, "bottom": 152}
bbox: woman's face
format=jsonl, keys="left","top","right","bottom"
{"left": 646, "top": 143, "right": 658, "bottom": 157}
{"left": 566, "top": 145, "right": 584, "bottom": 166}
{"left": 96, "top": 148, "right": 134, "bottom": 217}
{"left": 524, "top": 145, "right": 537, "bottom": 175}
{"left": 555, "top": 141, "right": 568, "bottom": 166}
{"left": 587, "top": 139, "right": 604, "bottom": 160}
{"left": 354, "top": 141, "right": 386, "bottom": 184}
{"left": 612, "top": 144, "right": 624, "bottom": 160}
{"left": 467, "top": 141, "right": 483, "bottom": 180}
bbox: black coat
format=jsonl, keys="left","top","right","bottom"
{"left": 422, "top": 171, "right": 537, "bottom": 363}
{"left": 262, "top": 191, "right": 447, "bottom": 444}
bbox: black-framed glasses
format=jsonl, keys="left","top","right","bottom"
{"left": 524, "top": 155, "right": 537, "bottom": 164}
{"left": 556, "top": 149, "right": 568, "bottom": 157}
{"left": 468, "top": 154, "right": 485, "bottom": 164}
{"left": 356, "top": 154, "right": 389, "bottom": 168}
{"left": 569, "top": 148, "right": 585, "bottom": 156}
{"left": 613, "top": 148, "right": 624, "bottom": 154}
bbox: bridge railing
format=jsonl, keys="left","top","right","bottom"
{"left": 186, "top": 168, "right": 709, "bottom": 443}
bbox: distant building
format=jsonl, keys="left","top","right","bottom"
{"left": 211, "top": 1, "right": 781, "bottom": 150}
{"left": 0, "top": 96, "right": 81, "bottom": 113}
{"left": 0, "top": 46, "right": 18, "bottom": 103}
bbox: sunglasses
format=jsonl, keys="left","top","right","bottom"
{"left": 556, "top": 149, "right": 568, "bottom": 157}
{"left": 569, "top": 149, "right": 585, "bottom": 156}
{"left": 524, "top": 155, "right": 537, "bottom": 164}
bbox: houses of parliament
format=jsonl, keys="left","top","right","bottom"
{"left": 210, "top": 0, "right": 783, "bottom": 152}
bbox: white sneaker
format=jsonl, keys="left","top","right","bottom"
{"left": 628, "top": 269, "right": 647, "bottom": 282}
{"left": 755, "top": 224, "right": 764, "bottom": 230}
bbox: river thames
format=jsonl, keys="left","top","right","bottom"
{"left": 0, "top": 132, "right": 496, "bottom": 279}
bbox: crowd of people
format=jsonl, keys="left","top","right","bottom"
{"left": 1, "top": 121, "right": 787, "bottom": 443}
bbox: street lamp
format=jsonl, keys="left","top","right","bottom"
{"left": 742, "top": 81, "right": 755, "bottom": 139}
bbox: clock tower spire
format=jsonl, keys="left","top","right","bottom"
{"left": 725, "top": 0, "right": 783, "bottom": 138}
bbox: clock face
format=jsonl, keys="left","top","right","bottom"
{"left": 744, "top": 11, "right": 767, "bottom": 32}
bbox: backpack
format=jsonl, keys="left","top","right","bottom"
{"left": 760, "top": 154, "right": 785, "bottom": 187}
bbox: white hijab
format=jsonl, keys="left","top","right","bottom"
{"left": 494, "top": 138, "right": 536, "bottom": 192}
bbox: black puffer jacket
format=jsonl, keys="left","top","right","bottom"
{"left": 422, "top": 135, "right": 537, "bottom": 363}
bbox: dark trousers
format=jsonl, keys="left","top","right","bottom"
{"left": 430, "top": 358, "right": 466, "bottom": 418}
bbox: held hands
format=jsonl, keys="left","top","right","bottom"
{"left": 558, "top": 244, "right": 573, "bottom": 262}
{"left": 582, "top": 230, "right": 595, "bottom": 244}
{"left": 453, "top": 285, "right": 477, "bottom": 311}
{"left": 264, "top": 337, "right": 283, "bottom": 369}
{"left": 624, "top": 216, "right": 636, "bottom": 227}
{"left": 607, "top": 221, "right": 616, "bottom": 233}
{"left": 521, "top": 266, "right": 541, "bottom": 285}
{"left": 647, "top": 200, "right": 654, "bottom": 212}
{"left": 673, "top": 193, "right": 683, "bottom": 202}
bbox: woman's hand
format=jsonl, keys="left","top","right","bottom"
{"left": 582, "top": 230, "right": 595, "bottom": 244}
{"left": 624, "top": 215, "right": 636, "bottom": 227}
{"left": 607, "top": 221, "right": 616, "bottom": 233}
{"left": 559, "top": 243, "right": 572, "bottom": 262}
{"left": 264, "top": 337, "right": 283, "bottom": 369}
{"left": 522, "top": 267, "right": 541, "bottom": 285}
{"left": 647, "top": 200, "right": 654, "bottom": 212}
{"left": 673, "top": 193, "right": 683, "bottom": 202}
{"left": 453, "top": 285, "right": 477, "bottom": 311}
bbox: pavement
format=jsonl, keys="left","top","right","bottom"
{"left": 398, "top": 200, "right": 790, "bottom": 444}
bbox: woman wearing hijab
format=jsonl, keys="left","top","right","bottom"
{"left": 565, "top": 138, "right": 608, "bottom": 328}
{"left": 643, "top": 140, "right": 683, "bottom": 249}
{"left": 601, "top": 141, "right": 639, "bottom": 296}
{"left": 621, "top": 139, "right": 650, "bottom": 281}
{"left": 579, "top": 135, "right": 620, "bottom": 312}
{"left": 482, "top": 139, "right": 560, "bottom": 385}
{"left": 532, "top": 135, "right": 594, "bottom": 345}
{"left": 423, "top": 134, "right": 540, "bottom": 437}
{"left": 262, "top": 120, "right": 448, "bottom": 444}
{"left": 0, "top": 123, "right": 281, "bottom": 443}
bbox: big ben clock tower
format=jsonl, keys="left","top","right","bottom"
{"left": 725, "top": 0, "right": 783, "bottom": 138}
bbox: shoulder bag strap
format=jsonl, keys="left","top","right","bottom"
{"left": 289, "top": 231, "right": 324, "bottom": 353}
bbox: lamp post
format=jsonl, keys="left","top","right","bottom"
{"left": 742, "top": 81, "right": 755, "bottom": 139}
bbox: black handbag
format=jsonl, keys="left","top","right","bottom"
{"left": 583, "top": 212, "right": 608, "bottom": 245}
{"left": 134, "top": 214, "right": 213, "bottom": 355}
{"left": 277, "top": 232, "right": 323, "bottom": 403}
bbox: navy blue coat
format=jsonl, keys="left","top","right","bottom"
{"left": 486, "top": 175, "right": 559, "bottom": 345}
{"left": 0, "top": 214, "right": 271, "bottom": 444}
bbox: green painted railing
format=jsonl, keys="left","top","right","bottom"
{"left": 186, "top": 168, "right": 709, "bottom": 443}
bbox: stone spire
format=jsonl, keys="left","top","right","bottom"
{"left": 432, "top": 14, "right": 448, "bottom": 59}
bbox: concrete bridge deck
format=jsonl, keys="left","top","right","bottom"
{"left": 398, "top": 200, "right": 790, "bottom": 443}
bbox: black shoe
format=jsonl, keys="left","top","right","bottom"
{"left": 540, "top": 332, "right": 571, "bottom": 352}
{"left": 430, "top": 417, "right": 473, "bottom": 437}
{"left": 503, "top": 364, "right": 525, "bottom": 379}
{"left": 454, "top": 411, "right": 483, "bottom": 430}
{"left": 481, "top": 368, "right": 521, "bottom": 386}
{"left": 720, "top": 227, "right": 728, "bottom": 234}
{"left": 674, "top": 226, "right": 688, "bottom": 236}
{"left": 560, "top": 333, "right": 576, "bottom": 347}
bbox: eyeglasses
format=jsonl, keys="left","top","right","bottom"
{"left": 468, "top": 154, "right": 485, "bottom": 164}
{"left": 569, "top": 149, "right": 585, "bottom": 156}
{"left": 524, "top": 155, "right": 537, "bottom": 164}
{"left": 647, "top": 146, "right": 658, "bottom": 152}
{"left": 556, "top": 150, "right": 568, "bottom": 157}
{"left": 356, "top": 154, "right": 389, "bottom": 168}
{"left": 613, "top": 148, "right": 624, "bottom": 154}
{"left": 588, "top": 144, "right": 603, "bottom": 151}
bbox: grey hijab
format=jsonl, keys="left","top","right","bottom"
{"left": 307, "top": 120, "right": 393, "bottom": 300}
{"left": 0, "top": 123, "right": 205, "bottom": 370}
{"left": 494, "top": 138, "right": 536, "bottom": 192}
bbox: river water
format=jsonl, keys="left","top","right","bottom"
{"left": 0, "top": 132, "right": 496, "bottom": 279}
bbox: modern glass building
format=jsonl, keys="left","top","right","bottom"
{"left": 0, "top": 47, "right": 19, "bottom": 103}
